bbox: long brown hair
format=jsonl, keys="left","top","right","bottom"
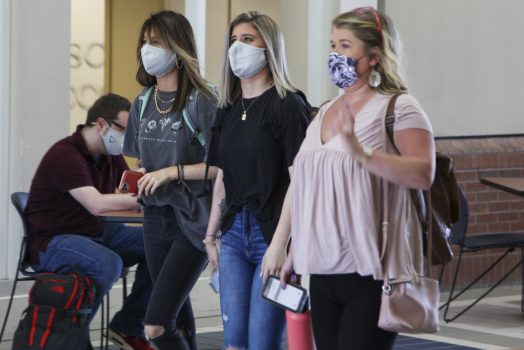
{"left": 136, "top": 10, "right": 215, "bottom": 111}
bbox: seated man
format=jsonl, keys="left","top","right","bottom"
{"left": 25, "top": 93, "right": 154, "bottom": 350}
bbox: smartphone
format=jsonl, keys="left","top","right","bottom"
{"left": 118, "top": 170, "right": 144, "bottom": 194}
{"left": 209, "top": 270, "right": 219, "bottom": 293}
{"left": 262, "top": 275, "right": 308, "bottom": 313}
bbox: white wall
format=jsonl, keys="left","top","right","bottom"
{"left": 0, "top": 0, "right": 71, "bottom": 279}
{"left": 386, "top": 0, "right": 524, "bottom": 137}
{"left": 279, "top": 0, "right": 308, "bottom": 92}
{"left": 305, "top": 0, "right": 339, "bottom": 106}
{"left": 70, "top": 0, "right": 105, "bottom": 131}
{"left": 0, "top": 0, "right": 11, "bottom": 279}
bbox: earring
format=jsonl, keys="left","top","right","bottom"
{"left": 368, "top": 67, "right": 381, "bottom": 88}
{"left": 175, "top": 60, "right": 183, "bottom": 70}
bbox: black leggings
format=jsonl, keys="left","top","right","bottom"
{"left": 309, "top": 273, "right": 397, "bottom": 350}
{"left": 143, "top": 206, "right": 207, "bottom": 348}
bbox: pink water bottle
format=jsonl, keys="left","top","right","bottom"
{"left": 286, "top": 309, "right": 316, "bottom": 350}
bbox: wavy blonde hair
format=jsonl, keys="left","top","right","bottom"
{"left": 218, "top": 11, "right": 298, "bottom": 108}
{"left": 333, "top": 8, "right": 408, "bottom": 94}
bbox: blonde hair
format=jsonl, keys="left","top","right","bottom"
{"left": 218, "top": 11, "right": 298, "bottom": 108}
{"left": 136, "top": 11, "right": 216, "bottom": 111}
{"left": 333, "top": 8, "right": 408, "bottom": 94}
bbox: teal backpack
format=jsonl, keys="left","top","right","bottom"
{"left": 138, "top": 86, "right": 206, "bottom": 147}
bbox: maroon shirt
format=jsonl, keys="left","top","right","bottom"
{"left": 26, "top": 126, "right": 128, "bottom": 264}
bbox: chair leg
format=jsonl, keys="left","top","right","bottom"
{"left": 100, "top": 298, "right": 105, "bottom": 350}
{"left": 438, "top": 263, "right": 446, "bottom": 285}
{"left": 1, "top": 239, "right": 28, "bottom": 342}
{"left": 441, "top": 250, "right": 463, "bottom": 316}
{"left": 442, "top": 248, "right": 522, "bottom": 322}
{"left": 122, "top": 276, "right": 127, "bottom": 299}
{"left": 521, "top": 247, "right": 524, "bottom": 313}
{"left": 105, "top": 292, "right": 110, "bottom": 350}
{"left": 0, "top": 274, "right": 20, "bottom": 342}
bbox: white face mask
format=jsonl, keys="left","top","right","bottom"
{"left": 141, "top": 44, "right": 178, "bottom": 77}
{"left": 228, "top": 41, "right": 267, "bottom": 79}
{"left": 101, "top": 126, "right": 124, "bottom": 156}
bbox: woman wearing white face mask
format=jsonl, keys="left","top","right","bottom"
{"left": 203, "top": 11, "right": 311, "bottom": 350}
{"left": 123, "top": 10, "right": 218, "bottom": 350}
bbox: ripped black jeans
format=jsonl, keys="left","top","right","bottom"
{"left": 143, "top": 205, "right": 207, "bottom": 349}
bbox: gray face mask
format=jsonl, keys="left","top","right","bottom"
{"left": 141, "top": 44, "right": 178, "bottom": 77}
{"left": 101, "top": 127, "right": 124, "bottom": 155}
{"left": 228, "top": 41, "right": 267, "bottom": 79}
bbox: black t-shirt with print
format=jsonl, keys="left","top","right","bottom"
{"left": 208, "top": 86, "right": 309, "bottom": 243}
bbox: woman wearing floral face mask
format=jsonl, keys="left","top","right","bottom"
{"left": 269, "top": 7, "right": 436, "bottom": 350}
{"left": 123, "top": 10, "right": 217, "bottom": 350}
{"left": 203, "top": 11, "right": 310, "bottom": 350}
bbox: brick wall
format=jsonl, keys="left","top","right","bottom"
{"left": 436, "top": 136, "right": 524, "bottom": 290}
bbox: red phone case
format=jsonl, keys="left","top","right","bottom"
{"left": 118, "top": 170, "right": 144, "bottom": 194}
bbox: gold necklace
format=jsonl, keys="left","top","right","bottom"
{"left": 154, "top": 85, "right": 175, "bottom": 115}
{"left": 240, "top": 83, "right": 273, "bottom": 121}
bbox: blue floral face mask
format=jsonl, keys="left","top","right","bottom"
{"left": 328, "top": 52, "right": 363, "bottom": 89}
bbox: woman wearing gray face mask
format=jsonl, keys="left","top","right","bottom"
{"left": 122, "top": 10, "right": 218, "bottom": 350}
{"left": 204, "top": 11, "right": 311, "bottom": 350}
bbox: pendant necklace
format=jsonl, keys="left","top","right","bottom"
{"left": 241, "top": 95, "right": 261, "bottom": 121}
{"left": 240, "top": 83, "right": 273, "bottom": 121}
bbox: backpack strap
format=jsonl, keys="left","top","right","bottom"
{"left": 384, "top": 93, "right": 404, "bottom": 154}
{"left": 182, "top": 90, "right": 205, "bottom": 147}
{"left": 185, "top": 82, "right": 216, "bottom": 148}
{"left": 269, "top": 90, "right": 312, "bottom": 145}
{"left": 139, "top": 86, "right": 154, "bottom": 122}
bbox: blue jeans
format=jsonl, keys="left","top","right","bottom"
{"left": 32, "top": 223, "right": 152, "bottom": 337}
{"left": 219, "top": 207, "right": 286, "bottom": 350}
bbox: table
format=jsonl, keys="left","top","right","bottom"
{"left": 97, "top": 209, "right": 144, "bottom": 224}
{"left": 479, "top": 177, "right": 524, "bottom": 197}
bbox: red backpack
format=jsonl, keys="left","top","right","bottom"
{"left": 12, "top": 271, "right": 95, "bottom": 349}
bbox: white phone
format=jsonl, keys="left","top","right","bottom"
{"left": 262, "top": 275, "right": 308, "bottom": 313}
{"left": 209, "top": 270, "right": 219, "bottom": 293}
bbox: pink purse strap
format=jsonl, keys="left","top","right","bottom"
{"left": 380, "top": 94, "right": 433, "bottom": 289}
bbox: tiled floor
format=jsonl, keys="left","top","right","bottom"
{"left": 1, "top": 271, "right": 523, "bottom": 350}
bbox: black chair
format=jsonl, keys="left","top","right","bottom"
{"left": 0, "top": 192, "right": 129, "bottom": 350}
{"left": 0, "top": 192, "right": 39, "bottom": 343}
{"left": 441, "top": 188, "right": 524, "bottom": 322}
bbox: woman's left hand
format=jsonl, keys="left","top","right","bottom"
{"left": 261, "top": 241, "right": 287, "bottom": 284}
{"left": 279, "top": 252, "right": 295, "bottom": 287}
{"left": 137, "top": 168, "right": 173, "bottom": 197}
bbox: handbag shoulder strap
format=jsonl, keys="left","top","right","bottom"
{"left": 381, "top": 93, "right": 404, "bottom": 270}
{"left": 380, "top": 93, "right": 433, "bottom": 281}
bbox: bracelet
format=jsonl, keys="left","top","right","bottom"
{"left": 176, "top": 164, "right": 180, "bottom": 180}
{"left": 202, "top": 239, "right": 217, "bottom": 246}
{"left": 179, "top": 163, "right": 185, "bottom": 182}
